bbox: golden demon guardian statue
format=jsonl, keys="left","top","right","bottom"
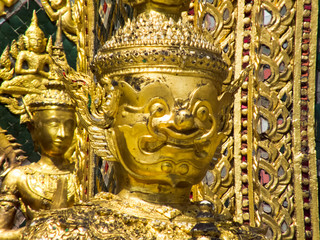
{"left": 0, "top": 12, "right": 77, "bottom": 240}
{"left": 21, "top": 0, "right": 265, "bottom": 239}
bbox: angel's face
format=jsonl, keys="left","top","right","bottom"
{"left": 33, "top": 108, "right": 75, "bottom": 157}
{"left": 112, "top": 73, "right": 223, "bottom": 188}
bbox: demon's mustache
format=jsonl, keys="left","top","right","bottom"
{"left": 139, "top": 113, "right": 216, "bottom": 155}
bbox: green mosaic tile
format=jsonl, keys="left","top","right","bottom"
{"left": 28, "top": 0, "right": 41, "bottom": 9}
{"left": 16, "top": 8, "right": 33, "bottom": 22}
{"left": 0, "top": 29, "right": 14, "bottom": 49}
{"left": 20, "top": 6, "right": 35, "bottom": 19}
{"left": 0, "top": 21, "right": 13, "bottom": 35}
{"left": 7, "top": 14, "right": 24, "bottom": 29}
{"left": 15, "top": 24, "right": 28, "bottom": 35}
{"left": 37, "top": 12, "right": 56, "bottom": 34}
{"left": 63, "top": 39, "right": 77, "bottom": 69}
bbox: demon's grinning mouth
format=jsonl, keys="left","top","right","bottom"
{"left": 167, "top": 126, "right": 199, "bottom": 136}
{"left": 139, "top": 133, "right": 210, "bottom": 156}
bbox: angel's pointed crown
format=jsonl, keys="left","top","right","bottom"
{"left": 92, "top": 0, "right": 228, "bottom": 89}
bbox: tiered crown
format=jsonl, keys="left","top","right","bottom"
{"left": 92, "top": 1, "right": 228, "bottom": 88}
{"left": 24, "top": 88, "right": 73, "bottom": 112}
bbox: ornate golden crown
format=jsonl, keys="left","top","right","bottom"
{"left": 24, "top": 88, "right": 73, "bottom": 111}
{"left": 0, "top": 83, "right": 74, "bottom": 124}
{"left": 92, "top": 7, "right": 228, "bottom": 87}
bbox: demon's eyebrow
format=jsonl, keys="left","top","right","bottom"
{"left": 188, "top": 83, "right": 217, "bottom": 104}
{"left": 123, "top": 104, "right": 145, "bottom": 113}
{"left": 121, "top": 81, "right": 175, "bottom": 112}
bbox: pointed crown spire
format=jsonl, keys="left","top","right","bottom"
{"left": 25, "top": 10, "right": 45, "bottom": 39}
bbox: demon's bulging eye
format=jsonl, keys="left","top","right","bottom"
{"left": 149, "top": 102, "right": 166, "bottom": 118}
{"left": 196, "top": 105, "right": 209, "bottom": 121}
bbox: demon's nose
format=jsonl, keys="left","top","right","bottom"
{"left": 174, "top": 110, "right": 194, "bottom": 131}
